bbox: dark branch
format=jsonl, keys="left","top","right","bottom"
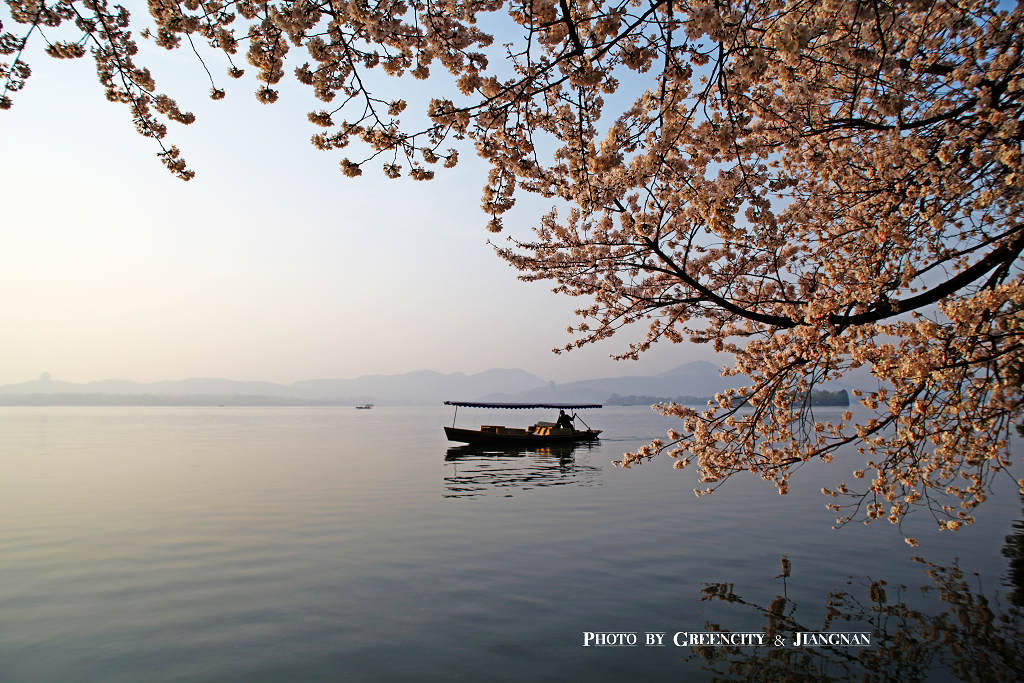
{"left": 558, "top": 0, "right": 585, "bottom": 56}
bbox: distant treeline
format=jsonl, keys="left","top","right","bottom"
{"left": 0, "top": 394, "right": 367, "bottom": 406}
{"left": 607, "top": 389, "right": 850, "bottom": 407}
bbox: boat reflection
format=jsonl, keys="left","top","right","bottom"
{"left": 442, "top": 442, "right": 602, "bottom": 498}
{"left": 690, "top": 505, "right": 1024, "bottom": 681}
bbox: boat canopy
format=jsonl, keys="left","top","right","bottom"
{"left": 444, "top": 401, "right": 602, "bottom": 409}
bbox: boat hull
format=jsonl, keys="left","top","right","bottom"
{"left": 444, "top": 426, "right": 601, "bottom": 445}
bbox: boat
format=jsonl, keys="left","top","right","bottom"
{"left": 355, "top": 403, "right": 374, "bottom": 409}
{"left": 443, "top": 401, "right": 602, "bottom": 445}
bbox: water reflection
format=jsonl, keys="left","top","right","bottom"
{"left": 690, "top": 511, "right": 1024, "bottom": 681}
{"left": 442, "top": 443, "right": 603, "bottom": 498}
{"left": 1003, "top": 498, "right": 1024, "bottom": 607}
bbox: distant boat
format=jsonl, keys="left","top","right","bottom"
{"left": 355, "top": 403, "right": 374, "bottom": 410}
{"left": 443, "top": 401, "right": 602, "bottom": 445}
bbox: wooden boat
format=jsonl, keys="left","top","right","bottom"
{"left": 443, "top": 401, "right": 602, "bottom": 445}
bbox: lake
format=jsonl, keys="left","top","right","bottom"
{"left": 1, "top": 406, "right": 1020, "bottom": 681}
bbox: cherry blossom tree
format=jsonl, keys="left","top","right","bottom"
{"left": 4, "top": 0, "right": 1024, "bottom": 539}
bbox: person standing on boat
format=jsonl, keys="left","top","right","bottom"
{"left": 555, "top": 410, "right": 577, "bottom": 431}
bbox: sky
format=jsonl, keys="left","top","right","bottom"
{"left": 0, "top": 5, "right": 714, "bottom": 385}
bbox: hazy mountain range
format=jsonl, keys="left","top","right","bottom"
{"left": 0, "top": 361, "right": 873, "bottom": 406}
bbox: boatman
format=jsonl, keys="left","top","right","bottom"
{"left": 555, "top": 410, "right": 577, "bottom": 431}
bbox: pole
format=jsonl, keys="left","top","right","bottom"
{"left": 573, "top": 412, "right": 593, "bottom": 431}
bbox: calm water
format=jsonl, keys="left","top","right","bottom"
{"left": 0, "top": 406, "right": 1020, "bottom": 681}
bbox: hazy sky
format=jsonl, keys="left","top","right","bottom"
{"left": 0, "top": 8, "right": 713, "bottom": 385}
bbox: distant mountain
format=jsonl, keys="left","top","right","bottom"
{"left": 607, "top": 388, "right": 850, "bottom": 407}
{"left": 0, "top": 394, "right": 341, "bottom": 407}
{"left": 0, "top": 368, "right": 547, "bottom": 405}
{"left": 482, "top": 361, "right": 745, "bottom": 403}
{"left": 0, "top": 377, "right": 288, "bottom": 396}
{"left": 0, "top": 362, "right": 881, "bottom": 406}
{"left": 483, "top": 361, "right": 881, "bottom": 404}
{"left": 289, "top": 368, "right": 545, "bottom": 403}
